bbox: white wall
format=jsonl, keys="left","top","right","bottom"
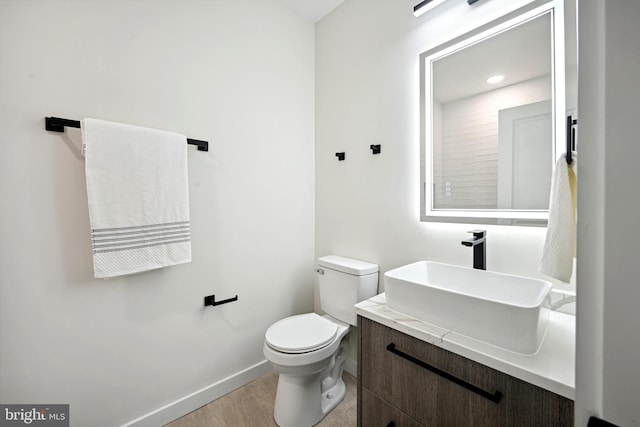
{"left": 436, "top": 76, "right": 551, "bottom": 210}
{"left": 0, "top": 1, "right": 315, "bottom": 426}
{"left": 315, "top": 0, "right": 573, "bottom": 298}
{"left": 576, "top": 2, "right": 640, "bottom": 426}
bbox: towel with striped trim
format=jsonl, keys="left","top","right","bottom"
{"left": 83, "top": 118, "right": 192, "bottom": 278}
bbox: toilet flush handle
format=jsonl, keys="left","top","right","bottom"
{"left": 316, "top": 268, "right": 325, "bottom": 275}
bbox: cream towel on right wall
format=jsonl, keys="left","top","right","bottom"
{"left": 539, "top": 152, "right": 577, "bottom": 282}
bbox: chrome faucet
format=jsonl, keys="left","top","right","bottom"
{"left": 461, "top": 230, "right": 486, "bottom": 270}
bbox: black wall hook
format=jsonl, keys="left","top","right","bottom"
{"left": 370, "top": 144, "right": 381, "bottom": 154}
{"left": 204, "top": 294, "right": 238, "bottom": 307}
{"left": 335, "top": 152, "right": 345, "bottom": 161}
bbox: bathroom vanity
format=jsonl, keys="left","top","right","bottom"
{"left": 356, "top": 294, "right": 575, "bottom": 427}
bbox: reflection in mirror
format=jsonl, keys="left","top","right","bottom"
{"left": 421, "top": 3, "right": 564, "bottom": 225}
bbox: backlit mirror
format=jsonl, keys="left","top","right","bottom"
{"left": 420, "top": 2, "right": 565, "bottom": 225}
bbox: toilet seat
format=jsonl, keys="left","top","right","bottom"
{"left": 265, "top": 313, "right": 338, "bottom": 354}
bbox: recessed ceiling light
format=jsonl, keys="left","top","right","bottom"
{"left": 487, "top": 75, "right": 505, "bottom": 84}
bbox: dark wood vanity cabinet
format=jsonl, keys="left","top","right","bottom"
{"left": 357, "top": 316, "right": 574, "bottom": 427}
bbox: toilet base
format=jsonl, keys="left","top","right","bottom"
{"left": 272, "top": 340, "right": 349, "bottom": 427}
{"left": 321, "top": 376, "right": 346, "bottom": 416}
{"left": 273, "top": 375, "right": 346, "bottom": 427}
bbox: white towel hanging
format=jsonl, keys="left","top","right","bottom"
{"left": 539, "top": 152, "right": 577, "bottom": 282}
{"left": 82, "top": 118, "right": 192, "bottom": 278}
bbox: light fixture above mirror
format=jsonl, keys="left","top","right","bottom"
{"left": 414, "top": 0, "right": 483, "bottom": 18}
{"left": 413, "top": 0, "right": 448, "bottom": 17}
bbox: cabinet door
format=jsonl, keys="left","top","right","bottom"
{"left": 360, "top": 388, "right": 423, "bottom": 427}
{"left": 359, "top": 317, "right": 573, "bottom": 427}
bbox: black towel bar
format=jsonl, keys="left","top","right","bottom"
{"left": 45, "top": 116, "right": 209, "bottom": 152}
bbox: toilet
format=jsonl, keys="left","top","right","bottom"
{"left": 263, "top": 255, "right": 378, "bottom": 427}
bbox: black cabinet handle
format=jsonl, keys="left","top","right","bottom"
{"left": 386, "top": 343, "right": 503, "bottom": 403}
{"left": 386, "top": 422, "right": 395, "bottom": 427}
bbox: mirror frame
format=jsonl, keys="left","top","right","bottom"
{"left": 420, "top": 1, "right": 565, "bottom": 226}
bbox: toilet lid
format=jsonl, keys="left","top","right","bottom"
{"left": 265, "top": 313, "right": 338, "bottom": 354}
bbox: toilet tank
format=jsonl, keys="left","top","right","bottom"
{"left": 317, "top": 255, "right": 379, "bottom": 326}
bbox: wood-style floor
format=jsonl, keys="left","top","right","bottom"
{"left": 164, "top": 372, "right": 357, "bottom": 427}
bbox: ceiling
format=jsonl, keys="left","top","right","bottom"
{"left": 279, "top": 0, "right": 345, "bottom": 23}
{"left": 433, "top": 12, "right": 552, "bottom": 103}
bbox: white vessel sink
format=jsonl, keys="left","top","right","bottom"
{"left": 384, "top": 261, "right": 552, "bottom": 354}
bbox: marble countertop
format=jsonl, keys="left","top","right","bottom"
{"left": 356, "top": 293, "right": 575, "bottom": 400}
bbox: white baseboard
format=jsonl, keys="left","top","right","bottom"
{"left": 344, "top": 357, "right": 357, "bottom": 378}
{"left": 122, "top": 360, "right": 273, "bottom": 427}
